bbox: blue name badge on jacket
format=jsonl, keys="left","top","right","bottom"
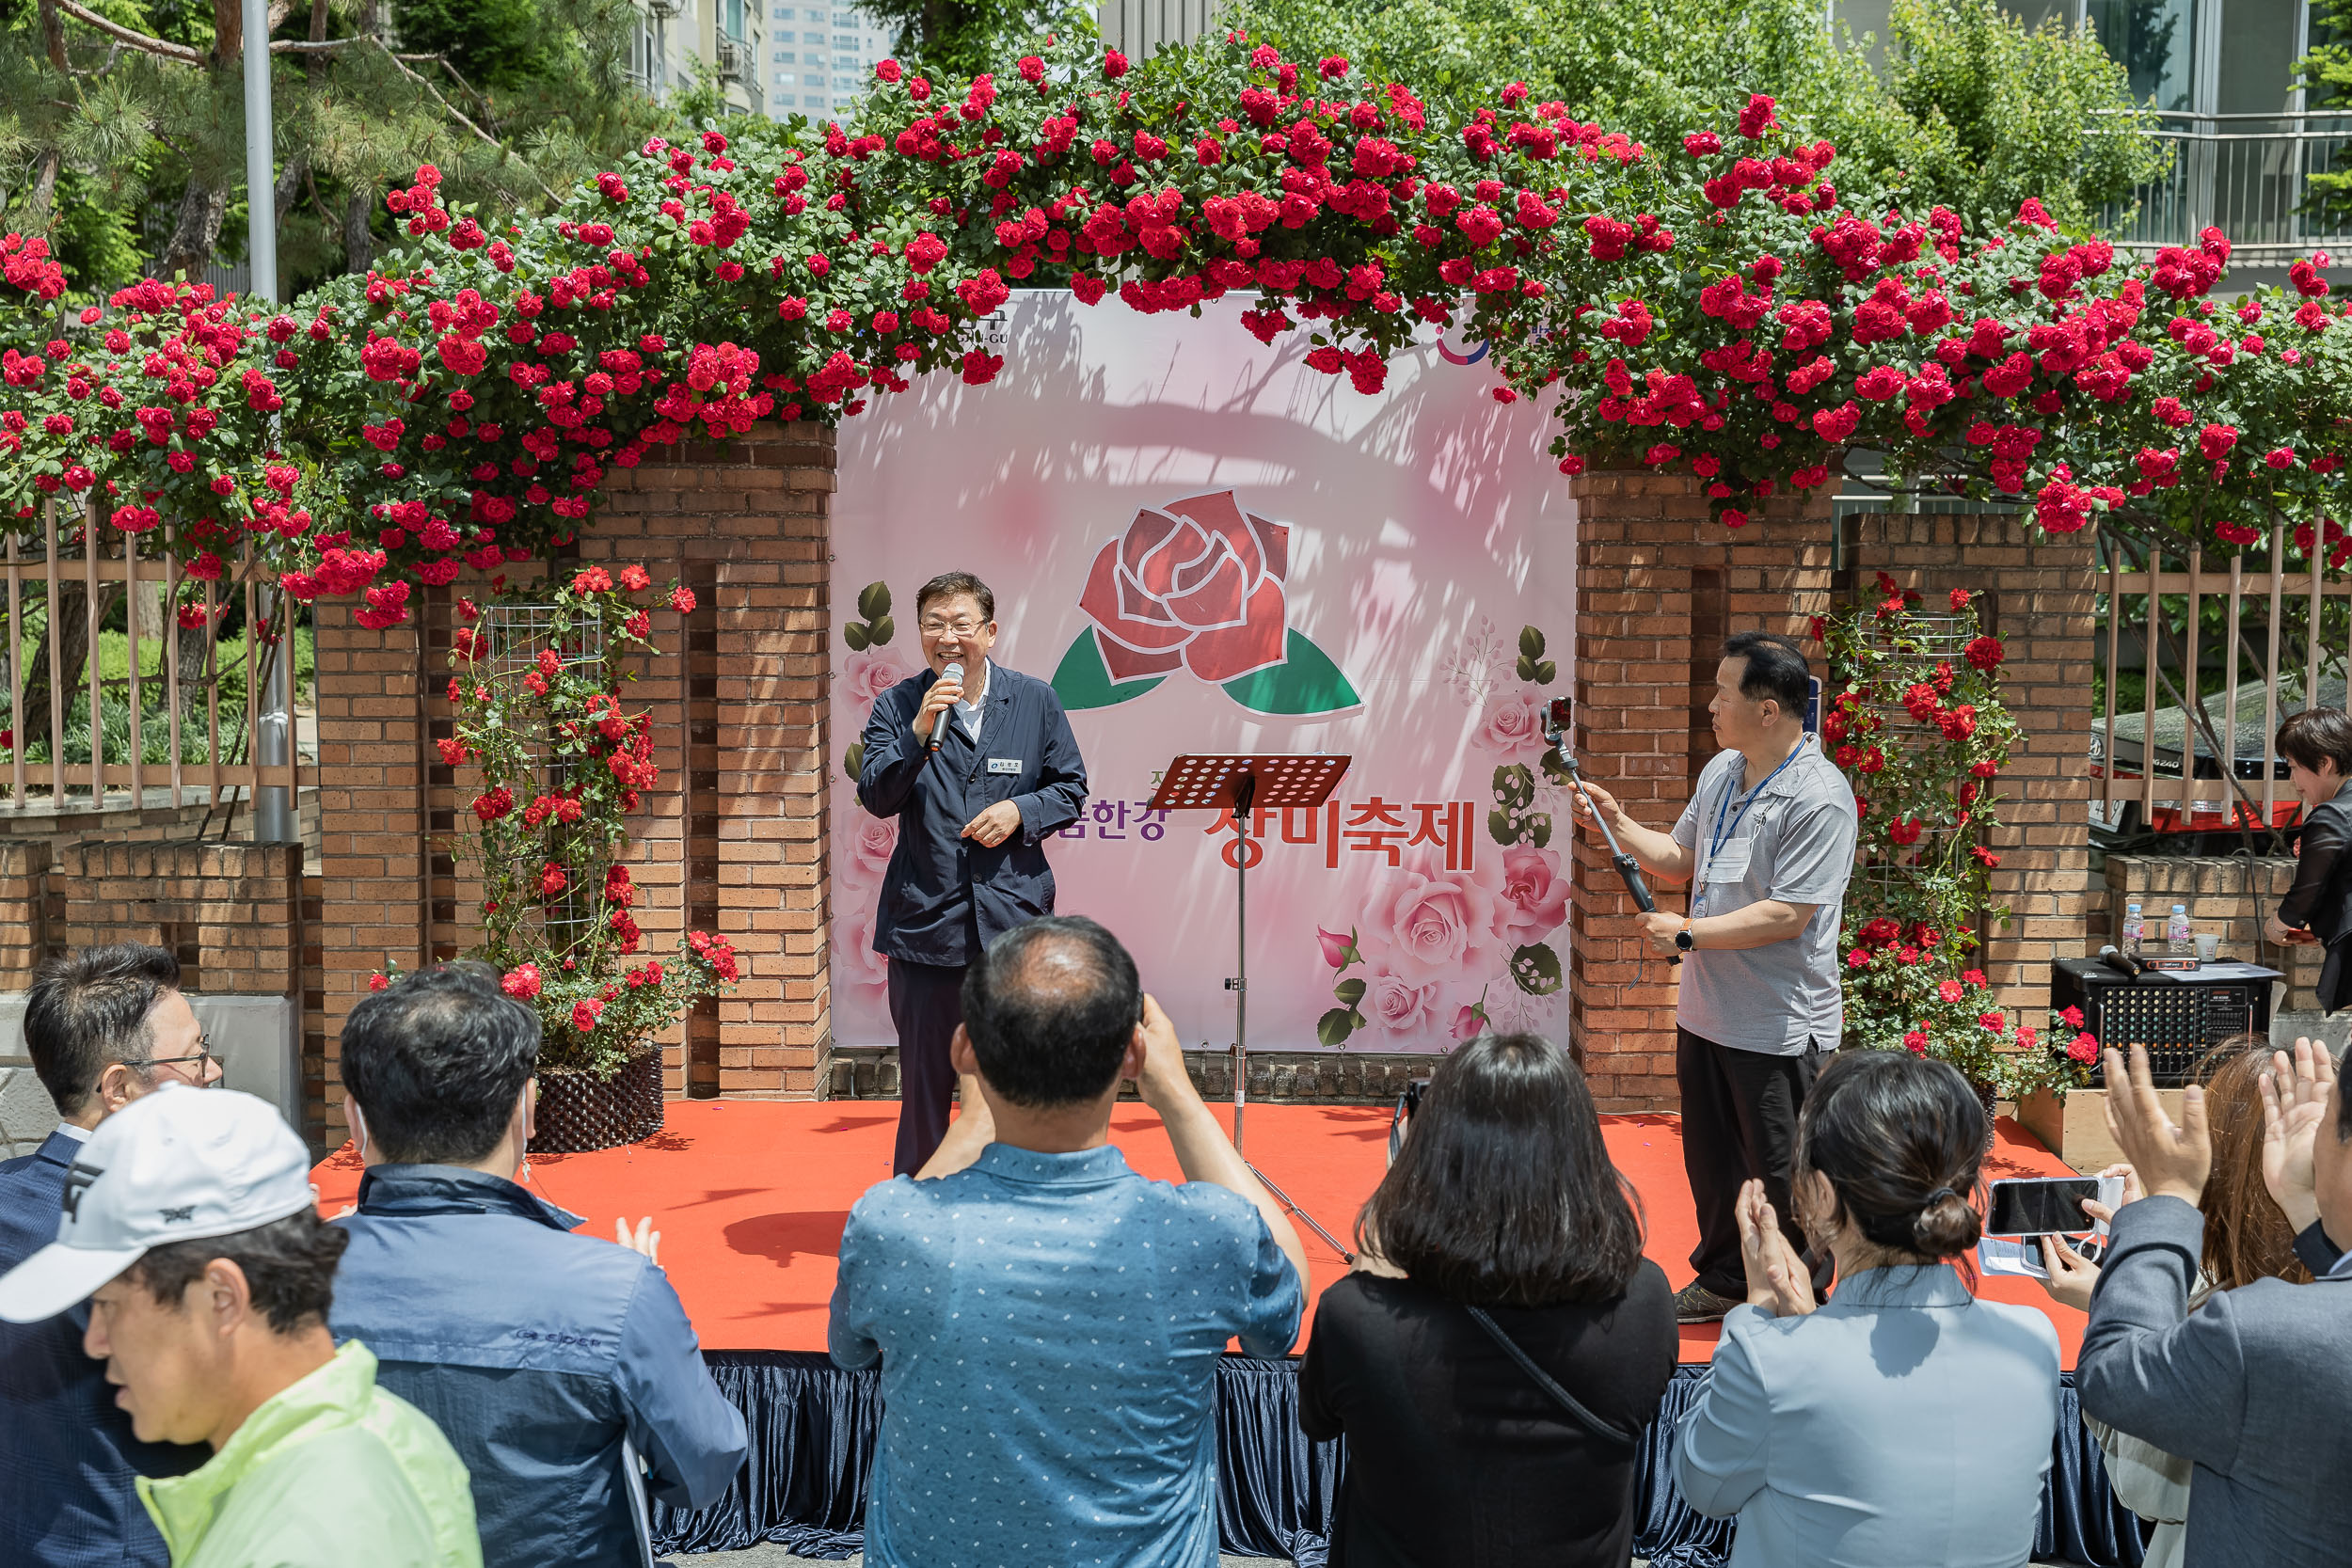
{"left": 987, "top": 758, "right": 1023, "bottom": 775}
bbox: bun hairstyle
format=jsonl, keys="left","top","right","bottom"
{"left": 1795, "top": 1050, "right": 1986, "bottom": 1260}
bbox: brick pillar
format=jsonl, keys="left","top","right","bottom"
{"left": 1566, "top": 470, "right": 1836, "bottom": 1111}
{"left": 1842, "top": 512, "right": 2098, "bottom": 1020}
{"left": 313, "top": 609, "right": 433, "bottom": 1144}
{"left": 311, "top": 423, "right": 834, "bottom": 1114}
{"left": 0, "top": 840, "right": 52, "bottom": 990}
{"left": 575, "top": 423, "right": 834, "bottom": 1096}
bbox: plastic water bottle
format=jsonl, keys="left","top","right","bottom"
{"left": 2122, "top": 903, "right": 2144, "bottom": 957}
{"left": 2168, "top": 904, "right": 2194, "bottom": 958}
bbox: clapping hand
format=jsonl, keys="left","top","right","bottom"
{"left": 2102, "top": 1044, "right": 2211, "bottom": 1206}
{"left": 615, "top": 1215, "right": 662, "bottom": 1266}
{"left": 2260, "top": 1037, "right": 2337, "bottom": 1234}
{"left": 1736, "top": 1179, "right": 1817, "bottom": 1318}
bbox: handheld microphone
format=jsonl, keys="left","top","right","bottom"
{"left": 928, "top": 660, "right": 963, "bottom": 754}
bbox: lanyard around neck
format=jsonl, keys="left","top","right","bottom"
{"left": 1708, "top": 736, "right": 1808, "bottom": 861}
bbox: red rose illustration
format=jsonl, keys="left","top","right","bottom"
{"left": 1078, "top": 491, "right": 1291, "bottom": 683}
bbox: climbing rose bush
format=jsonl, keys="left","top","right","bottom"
{"left": 3, "top": 33, "right": 2350, "bottom": 626}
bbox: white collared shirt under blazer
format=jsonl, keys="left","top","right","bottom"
{"left": 1674, "top": 1263, "right": 2061, "bottom": 1567}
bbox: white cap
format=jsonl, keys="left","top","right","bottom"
{"left": 0, "top": 1085, "right": 315, "bottom": 1323}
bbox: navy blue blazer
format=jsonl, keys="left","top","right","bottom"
{"left": 0, "top": 1129, "right": 206, "bottom": 1568}
{"left": 857, "top": 661, "right": 1089, "bottom": 966}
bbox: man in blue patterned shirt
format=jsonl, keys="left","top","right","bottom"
{"left": 828, "top": 914, "right": 1308, "bottom": 1568}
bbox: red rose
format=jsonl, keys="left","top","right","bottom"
{"left": 1903, "top": 1030, "right": 1929, "bottom": 1055}
{"left": 501, "top": 963, "right": 542, "bottom": 1000}
{"left": 368, "top": 973, "right": 390, "bottom": 992}
{"left": 1964, "top": 634, "right": 2005, "bottom": 671}
{"left": 572, "top": 997, "right": 604, "bottom": 1033}
{"left": 670, "top": 586, "right": 697, "bottom": 613}
{"left": 1077, "top": 491, "right": 1292, "bottom": 684}
{"left": 2067, "top": 1031, "right": 2099, "bottom": 1064}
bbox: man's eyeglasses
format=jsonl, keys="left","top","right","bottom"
{"left": 125, "top": 1042, "right": 222, "bottom": 1085}
{"left": 919, "top": 618, "right": 987, "bottom": 637}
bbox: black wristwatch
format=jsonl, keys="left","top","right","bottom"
{"left": 1675, "top": 920, "right": 1696, "bottom": 953}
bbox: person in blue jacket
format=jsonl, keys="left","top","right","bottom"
{"left": 858, "top": 570, "right": 1089, "bottom": 1174}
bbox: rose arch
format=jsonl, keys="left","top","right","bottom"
{"left": 3, "top": 27, "right": 2349, "bottom": 1101}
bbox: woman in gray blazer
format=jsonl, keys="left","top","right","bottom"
{"left": 1673, "top": 1050, "right": 2061, "bottom": 1567}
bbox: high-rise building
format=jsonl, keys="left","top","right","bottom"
{"left": 760, "top": 5, "right": 899, "bottom": 121}
{"left": 626, "top": 0, "right": 769, "bottom": 119}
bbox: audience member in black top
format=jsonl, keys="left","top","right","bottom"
{"left": 1298, "top": 1033, "right": 1677, "bottom": 1568}
{"left": 2268, "top": 707, "right": 2352, "bottom": 1012}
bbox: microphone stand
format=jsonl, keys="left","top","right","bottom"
{"left": 1548, "top": 717, "right": 1677, "bottom": 968}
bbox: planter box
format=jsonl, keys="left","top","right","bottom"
{"left": 2017, "top": 1085, "right": 2187, "bottom": 1175}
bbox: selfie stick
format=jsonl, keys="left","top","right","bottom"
{"left": 1547, "top": 710, "right": 1678, "bottom": 968}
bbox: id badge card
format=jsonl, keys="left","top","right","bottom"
{"left": 1704, "top": 839, "right": 1753, "bottom": 886}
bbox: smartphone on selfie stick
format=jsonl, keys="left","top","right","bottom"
{"left": 1546, "top": 697, "right": 1678, "bottom": 968}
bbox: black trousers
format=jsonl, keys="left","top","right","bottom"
{"left": 888, "top": 958, "right": 967, "bottom": 1178}
{"left": 1678, "top": 1026, "right": 1831, "bottom": 1298}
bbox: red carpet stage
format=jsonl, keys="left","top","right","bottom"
{"left": 313, "top": 1100, "right": 2096, "bottom": 1367}
{"left": 313, "top": 1101, "right": 2141, "bottom": 1564}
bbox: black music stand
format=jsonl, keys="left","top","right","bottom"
{"left": 1151, "top": 753, "right": 1355, "bottom": 1261}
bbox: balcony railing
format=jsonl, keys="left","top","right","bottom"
{"left": 2103, "top": 111, "right": 2352, "bottom": 265}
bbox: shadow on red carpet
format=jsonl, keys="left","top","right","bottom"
{"left": 311, "top": 1100, "right": 2090, "bottom": 1367}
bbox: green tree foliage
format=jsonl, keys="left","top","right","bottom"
{"left": 2299, "top": 0, "right": 2352, "bottom": 225}
{"left": 0, "top": 0, "right": 670, "bottom": 299}
{"left": 1225, "top": 0, "right": 2169, "bottom": 227}
{"left": 851, "top": 0, "right": 1096, "bottom": 80}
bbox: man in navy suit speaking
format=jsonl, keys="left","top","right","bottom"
{"left": 858, "top": 571, "right": 1089, "bottom": 1175}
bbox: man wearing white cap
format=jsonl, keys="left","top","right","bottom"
{"left": 0, "top": 1084, "right": 481, "bottom": 1568}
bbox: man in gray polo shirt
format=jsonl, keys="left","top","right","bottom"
{"left": 1575, "top": 630, "right": 1856, "bottom": 1322}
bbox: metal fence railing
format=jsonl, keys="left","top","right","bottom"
{"left": 2091, "top": 525, "right": 2350, "bottom": 845}
{"left": 2103, "top": 111, "right": 2352, "bottom": 264}
{"left": 1, "top": 502, "right": 301, "bottom": 823}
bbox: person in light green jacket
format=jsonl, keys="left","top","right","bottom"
{"left": 0, "top": 1085, "right": 481, "bottom": 1568}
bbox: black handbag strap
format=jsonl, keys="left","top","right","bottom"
{"left": 1463, "top": 1304, "right": 1640, "bottom": 1449}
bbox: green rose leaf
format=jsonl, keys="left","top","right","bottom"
{"left": 1221, "top": 630, "right": 1362, "bottom": 715}
{"left": 1534, "top": 659, "right": 1557, "bottom": 685}
{"left": 866, "top": 614, "right": 894, "bottom": 646}
{"left": 1519, "top": 625, "right": 1546, "bottom": 659}
{"left": 1511, "top": 942, "right": 1565, "bottom": 995}
{"left": 1492, "top": 763, "right": 1534, "bottom": 810}
{"left": 1051, "top": 626, "right": 1165, "bottom": 710}
{"left": 1333, "top": 977, "right": 1367, "bottom": 1006}
{"left": 843, "top": 622, "right": 871, "bottom": 652}
{"left": 1539, "top": 746, "right": 1571, "bottom": 784}
{"left": 1316, "top": 1006, "right": 1358, "bottom": 1046}
{"left": 844, "top": 739, "right": 865, "bottom": 784}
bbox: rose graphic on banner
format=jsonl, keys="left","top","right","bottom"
{"left": 1054, "top": 490, "right": 1360, "bottom": 715}
{"left": 1313, "top": 621, "right": 1568, "bottom": 1045}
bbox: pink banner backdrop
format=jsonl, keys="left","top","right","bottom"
{"left": 832, "top": 294, "right": 1577, "bottom": 1053}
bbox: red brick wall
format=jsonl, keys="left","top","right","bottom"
{"left": 1565, "top": 470, "right": 1836, "bottom": 1110}
{"left": 310, "top": 423, "right": 835, "bottom": 1134}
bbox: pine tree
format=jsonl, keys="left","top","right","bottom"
{"left": 0, "top": 0, "right": 670, "bottom": 294}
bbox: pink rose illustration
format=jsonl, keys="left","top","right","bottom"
{"left": 842, "top": 650, "right": 908, "bottom": 711}
{"left": 1451, "top": 1004, "right": 1485, "bottom": 1041}
{"left": 1315, "top": 927, "right": 1355, "bottom": 967}
{"left": 1476, "top": 689, "right": 1549, "bottom": 757}
{"left": 1359, "top": 859, "right": 1503, "bottom": 988}
{"left": 842, "top": 813, "right": 898, "bottom": 885}
{"left": 1362, "top": 971, "right": 1441, "bottom": 1037}
{"left": 1492, "top": 844, "right": 1570, "bottom": 943}
{"left": 1078, "top": 490, "right": 1291, "bottom": 684}
{"left": 837, "top": 897, "right": 890, "bottom": 994}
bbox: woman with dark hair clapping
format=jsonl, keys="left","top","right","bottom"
{"left": 1674, "top": 1048, "right": 2061, "bottom": 1567}
{"left": 1298, "top": 1034, "right": 1676, "bottom": 1568}
{"left": 2267, "top": 708, "right": 2352, "bottom": 1014}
